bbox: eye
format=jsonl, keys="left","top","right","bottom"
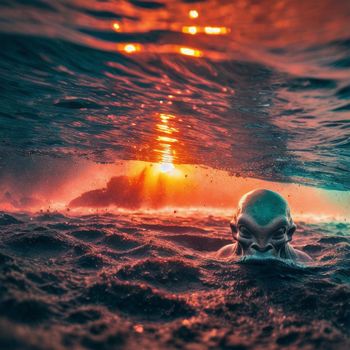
{"left": 239, "top": 225, "right": 252, "bottom": 238}
{"left": 272, "top": 227, "right": 286, "bottom": 239}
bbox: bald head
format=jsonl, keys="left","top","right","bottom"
{"left": 228, "top": 189, "right": 296, "bottom": 259}
{"left": 237, "top": 189, "right": 292, "bottom": 226}
{"left": 223, "top": 189, "right": 312, "bottom": 262}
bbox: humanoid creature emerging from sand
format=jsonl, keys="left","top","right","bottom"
{"left": 217, "top": 189, "right": 312, "bottom": 263}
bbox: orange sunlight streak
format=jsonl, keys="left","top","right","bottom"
{"left": 179, "top": 47, "right": 202, "bottom": 57}
{"left": 153, "top": 113, "right": 180, "bottom": 175}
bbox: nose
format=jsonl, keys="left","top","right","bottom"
{"left": 251, "top": 243, "right": 273, "bottom": 253}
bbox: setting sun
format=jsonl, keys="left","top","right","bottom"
{"left": 159, "top": 162, "right": 175, "bottom": 173}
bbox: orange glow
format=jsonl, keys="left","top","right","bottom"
{"left": 112, "top": 22, "right": 120, "bottom": 31}
{"left": 204, "top": 26, "right": 229, "bottom": 35}
{"left": 160, "top": 114, "right": 171, "bottom": 122}
{"left": 153, "top": 113, "right": 180, "bottom": 176}
{"left": 122, "top": 44, "right": 140, "bottom": 53}
{"left": 1, "top": 157, "right": 349, "bottom": 221}
{"left": 182, "top": 26, "right": 229, "bottom": 35}
{"left": 157, "top": 136, "right": 178, "bottom": 143}
{"left": 179, "top": 47, "right": 202, "bottom": 57}
{"left": 159, "top": 162, "right": 175, "bottom": 173}
{"left": 189, "top": 10, "right": 199, "bottom": 19}
{"left": 133, "top": 325, "right": 144, "bottom": 334}
{"left": 156, "top": 124, "right": 179, "bottom": 134}
{"left": 111, "top": 44, "right": 226, "bottom": 60}
{"left": 182, "top": 26, "right": 198, "bottom": 35}
{"left": 35, "top": 0, "right": 350, "bottom": 80}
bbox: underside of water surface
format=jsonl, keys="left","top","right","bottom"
{"left": 0, "top": 0, "right": 350, "bottom": 192}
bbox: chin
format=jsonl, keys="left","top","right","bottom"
{"left": 247, "top": 249, "right": 277, "bottom": 258}
{"left": 240, "top": 250, "right": 280, "bottom": 263}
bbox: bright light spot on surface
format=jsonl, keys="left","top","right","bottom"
{"left": 189, "top": 10, "right": 199, "bottom": 19}
{"left": 182, "top": 26, "right": 229, "bottom": 35}
{"left": 123, "top": 44, "right": 139, "bottom": 53}
{"left": 159, "top": 162, "right": 175, "bottom": 173}
{"left": 154, "top": 161, "right": 183, "bottom": 177}
{"left": 157, "top": 136, "right": 178, "bottom": 143}
{"left": 160, "top": 114, "right": 171, "bottom": 122}
{"left": 179, "top": 47, "right": 202, "bottom": 57}
{"left": 153, "top": 113, "right": 181, "bottom": 177}
{"left": 157, "top": 124, "right": 178, "bottom": 134}
{"left": 112, "top": 22, "right": 120, "bottom": 31}
{"left": 204, "top": 26, "right": 229, "bottom": 35}
{"left": 182, "top": 26, "right": 198, "bottom": 35}
{"left": 133, "top": 325, "right": 144, "bottom": 333}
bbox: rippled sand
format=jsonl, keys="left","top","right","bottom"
{"left": 0, "top": 211, "right": 349, "bottom": 350}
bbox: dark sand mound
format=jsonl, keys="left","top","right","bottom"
{"left": 0, "top": 212, "right": 349, "bottom": 349}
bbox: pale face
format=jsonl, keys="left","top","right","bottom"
{"left": 233, "top": 213, "right": 295, "bottom": 258}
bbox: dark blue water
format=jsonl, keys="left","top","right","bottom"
{"left": 0, "top": 0, "right": 350, "bottom": 189}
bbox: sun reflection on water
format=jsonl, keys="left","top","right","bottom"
{"left": 112, "top": 7, "right": 229, "bottom": 58}
{"left": 122, "top": 43, "right": 140, "bottom": 53}
{"left": 179, "top": 47, "right": 202, "bottom": 57}
{"left": 188, "top": 10, "right": 199, "bottom": 19}
{"left": 182, "top": 26, "right": 229, "bottom": 35}
{"left": 112, "top": 22, "right": 120, "bottom": 31}
{"left": 154, "top": 113, "right": 180, "bottom": 175}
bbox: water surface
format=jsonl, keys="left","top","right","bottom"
{"left": 0, "top": 0, "right": 350, "bottom": 189}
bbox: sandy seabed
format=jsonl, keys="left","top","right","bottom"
{"left": 0, "top": 211, "right": 349, "bottom": 350}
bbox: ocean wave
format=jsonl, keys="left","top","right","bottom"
{"left": 0, "top": 1, "right": 349, "bottom": 189}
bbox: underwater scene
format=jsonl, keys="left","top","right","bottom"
{"left": 0, "top": 1, "right": 350, "bottom": 349}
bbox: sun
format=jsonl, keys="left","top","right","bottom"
{"left": 159, "top": 162, "right": 175, "bottom": 173}
{"left": 153, "top": 162, "right": 182, "bottom": 178}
